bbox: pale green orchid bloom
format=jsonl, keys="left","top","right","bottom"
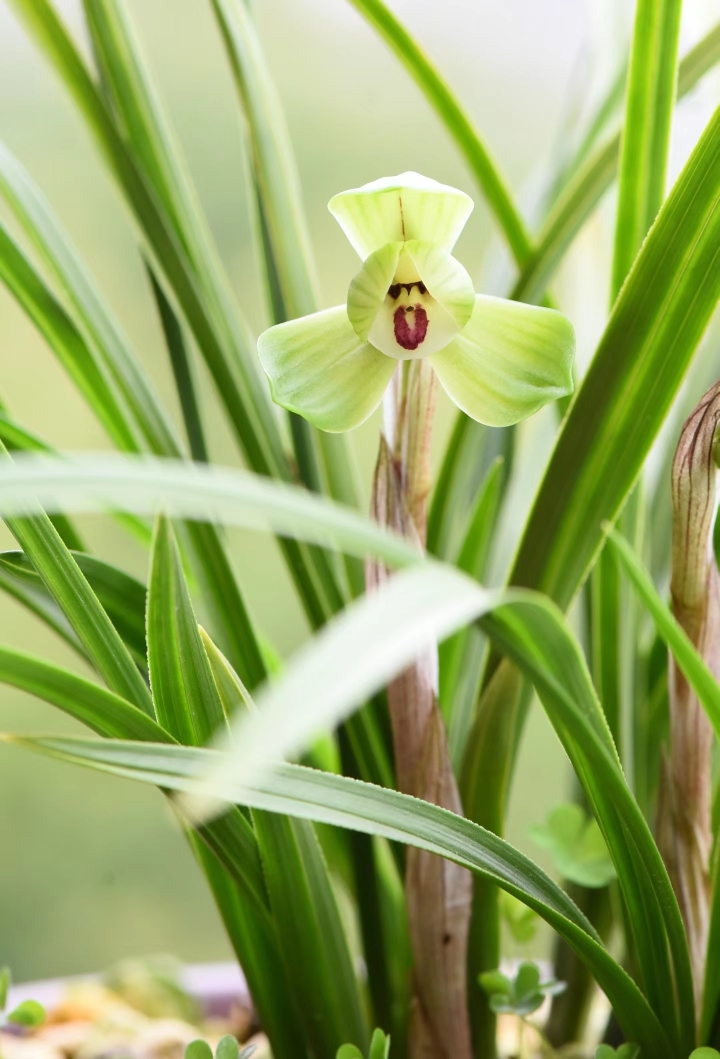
{"left": 258, "top": 173, "right": 575, "bottom": 432}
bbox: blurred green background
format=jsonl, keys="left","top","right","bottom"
{"left": 0, "top": 0, "right": 716, "bottom": 981}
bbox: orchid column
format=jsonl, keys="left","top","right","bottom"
{"left": 258, "top": 172, "right": 575, "bottom": 1059}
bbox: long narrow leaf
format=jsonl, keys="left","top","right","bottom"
{"left": 0, "top": 143, "right": 180, "bottom": 457}
{"left": 346, "top": 0, "right": 532, "bottom": 265}
{"left": 607, "top": 530, "right": 720, "bottom": 742}
{"left": 4, "top": 733, "right": 673, "bottom": 1059}
{"left": 0, "top": 221, "right": 140, "bottom": 453}
{"left": 611, "top": 0, "right": 682, "bottom": 295}
{"left": 511, "top": 24, "right": 720, "bottom": 304}
{"left": 0, "top": 454, "right": 420, "bottom": 568}
{"left": 510, "top": 105, "right": 720, "bottom": 607}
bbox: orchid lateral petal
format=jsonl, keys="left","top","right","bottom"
{"left": 257, "top": 306, "right": 395, "bottom": 432}
{"left": 404, "top": 240, "right": 475, "bottom": 329}
{"left": 347, "top": 241, "right": 402, "bottom": 341}
{"left": 430, "top": 295, "right": 575, "bottom": 426}
{"left": 329, "top": 172, "right": 474, "bottom": 259}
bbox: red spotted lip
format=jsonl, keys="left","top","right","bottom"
{"left": 393, "top": 304, "right": 429, "bottom": 351}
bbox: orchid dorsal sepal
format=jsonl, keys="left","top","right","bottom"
{"left": 257, "top": 172, "right": 576, "bottom": 432}
{"left": 328, "top": 171, "right": 474, "bottom": 258}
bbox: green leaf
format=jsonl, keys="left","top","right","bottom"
{"left": 596, "top": 1046, "right": 641, "bottom": 1059}
{"left": 1, "top": 481, "right": 153, "bottom": 717}
{"left": 0, "top": 967, "right": 10, "bottom": 1011}
{"left": 7, "top": 1001, "right": 45, "bottom": 1027}
{"left": 0, "top": 143, "right": 180, "bottom": 458}
{"left": 530, "top": 804, "right": 617, "bottom": 888}
{"left": 147, "top": 268, "right": 207, "bottom": 463}
{"left": 0, "top": 220, "right": 140, "bottom": 454}
{"left": 611, "top": 0, "right": 683, "bottom": 296}
{"left": 0, "top": 550, "right": 147, "bottom": 669}
{"left": 0, "top": 454, "right": 420, "bottom": 570}
{"left": 478, "top": 970, "right": 511, "bottom": 996}
{"left": 501, "top": 892, "right": 538, "bottom": 944}
{"left": 337, "top": 1047, "right": 364, "bottom": 1059}
{"left": 0, "top": 410, "right": 86, "bottom": 551}
{"left": 440, "top": 456, "right": 504, "bottom": 765}
{"left": 690, "top": 1050, "right": 720, "bottom": 1059}
{"left": 511, "top": 23, "right": 720, "bottom": 304}
{"left": 2, "top": 735, "right": 672, "bottom": 1058}
{"left": 0, "top": 646, "right": 159, "bottom": 742}
{"left": 185, "top": 1041, "right": 214, "bottom": 1059}
{"left": 215, "top": 1036, "right": 239, "bottom": 1059}
{"left": 510, "top": 105, "right": 720, "bottom": 608}
{"left": 209, "top": 0, "right": 319, "bottom": 322}
{"left": 346, "top": 0, "right": 532, "bottom": 265}
{"left": 147, "top": 516, "right": 226, "bottom": 746}
{"left": 606, "top": 529, "right": 720, "bottom": 744}
{"left": 368, "top": 1028, "right": 390, "bottom": 1059}
{"left": 0, "top": 558, "right": 86, "bottom": 661}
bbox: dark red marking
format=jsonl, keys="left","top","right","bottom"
{"left": 388, "top": 281, "right": 426, "bottom": 299}
{"left": 393, "top": 304, "right": 428, "bottom": 350}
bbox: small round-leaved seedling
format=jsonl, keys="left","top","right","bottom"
{"left": 7, "top": 1001, "right": 45, "bottom": 1028}
{"left": 689, "top": 1050, "right": 720, "bottom": 1058}
{"left": 595, "top": 1045, "right": 640, "bottom": 1059}
{"left": 336, "top": 1028, "right": 390, "bottom": 1059}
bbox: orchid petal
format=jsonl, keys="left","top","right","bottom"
{"left": 257, "top": 306, "right": 396, "bottom": 432}
{"left": 329, "top": 172, "right": 473, "bottom": 260}
{"left": 430, "top": 295, "right": 575, "bottom": 426}
{"left": 347, "top": 241, "right": 402, "bottom": 341}
{"left": 404, "top": 240, "right": 475, "bottom": 329}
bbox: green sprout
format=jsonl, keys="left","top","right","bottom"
{"left": 0, "top": 968, "right": 45, "bottom": 1031}
{"left": 258, "top": 172, "right": 575, "bottom": 432}
{"left": 184, "top": 1036, "right": 255, "bottom": 1059}
{"left": 336, "top": 1027, "right": 391, "bottom": 1059}
{"left": 479, "top": 962, "right": 565, "bottom": 1018}
{"left": 594, "top": 1045, "right": 640, "bottom": 1059}
{"left": 530, "top": 803, "right": 617, "bottom": 888}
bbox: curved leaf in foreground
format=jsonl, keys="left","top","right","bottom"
{"left": 0, "top": 733, "right": 672, "bottom": 1059}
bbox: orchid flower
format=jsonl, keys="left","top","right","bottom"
{"left": 258, "top": 173, "right": 575, "bottom": 432}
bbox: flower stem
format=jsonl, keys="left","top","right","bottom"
{"left": 369, "top": 360, "right": 473, "bottom": 1059}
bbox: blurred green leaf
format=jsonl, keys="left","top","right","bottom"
{"left": 0, "top": 143, "right": 180, "bottom": 458}
{"left": 530, "top": 804, "right": 617, "bottom": 888}
{"left": 1, "top": 477, "right": 153, "bottom": 717}
{"left": 215, "top": 1036, "right": 240, "bottom": 1059}
{"left": 607, "top": 530, "right": 720, "bottom": 744}
{"left": 0, "top": 967, "right": 10, "bottom": 1011}
{"left": 595, "top": 1045, "right": 640, "bottom": 1059}
{"left": 7, "top": 1000, "right": 45, "bottom": 1027}
{"left": 511, "top": 22, "right": 720, "bottom": 304}
{"left": 0, "top": 221, "right": 140, "bottom": 453}
{"left": 0, "top": 550, "right": 147, "bottom": 670}
{"left": 611, "top": 0, "right": 682, "bottom": 296}
{"left": 510, "top": 106, "right": 720, "bottom": 609}
{"left": 3, "top": 732, "right": 672, "bottom": 1058}
{"left": 185, "top": 1041, "right": 214, "bottom": 1059}
{"left": 480, "top": 960, "right": 565, "bottom": 1017}
{"left": 0, "top": 454, "right": 420, "bottom": 570}
{"left": 501, "top": 892, "right": 538, "bottom": 944}
{"left": 347, "top": 0, "right": 532, "bottom": 264}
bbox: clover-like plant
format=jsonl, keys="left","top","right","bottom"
{"left": 337, "top": 1028, "right": 391, "bottom": 1059}
{"left": 594, "top": 1046, "right": 640, "bottom": 1059}
{"left": 479, "top": 962, "right": 566, "bottom": 1018}
{"left": 0, "top": 969, "right": 45, "bottom": 1031}
{"left": 258, "top": 173, "right": 575, "bottom": 432}
{"left": 184, "top": 1036, "right": 255, "bottom": 1059}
